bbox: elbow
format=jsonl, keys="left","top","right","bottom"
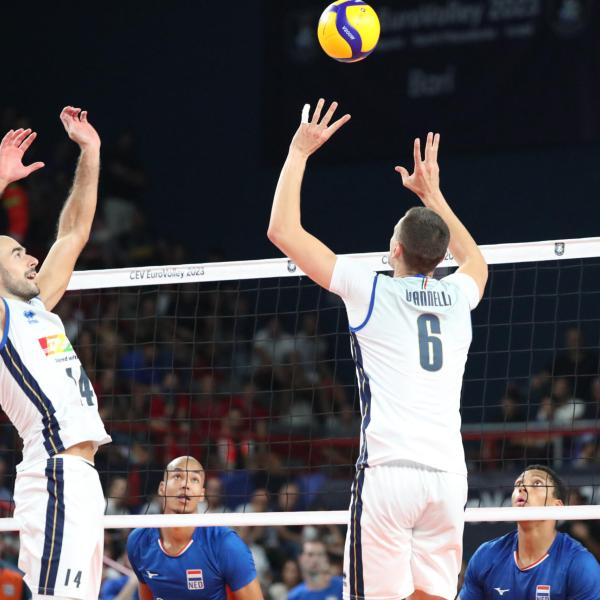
{"left": 267, "top": 225, "right": 286, "bottom": 249}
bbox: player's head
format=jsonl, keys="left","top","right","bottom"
{"left": 389, "top": 207, "right": 449, "bottom": 276}
{"left": 159, "top": 455, "right": 205, "bottom": 515}
{"left": 299, "top": 539, "right": 330, "bottom": 581}
{"left": 0, "top": 236, "right": 39, "bottom": 301}
{"left": 512, "top": 464, "right": 567, "bottom": 511}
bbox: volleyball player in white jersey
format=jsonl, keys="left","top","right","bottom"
{"left": 268, "top": 100, "right": 488, "bottom": 600}
{"left": 0, "top": 108, "right": 111, "bottom": 599}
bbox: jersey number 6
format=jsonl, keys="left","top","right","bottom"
{"left": 417, "top": 314, "right": 443, "bottom": 372}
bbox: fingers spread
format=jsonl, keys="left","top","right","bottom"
{"left": 15, "top": 128, "right": 32, "bottom": 147}
{"left": 19, "top": 132, "right": 37, "bottom": 154}
{"left": 413, "top": 137, "right": 422, "bottom": 167}
{"left": 311, "top": 98, "right": 325, "bottom": 125}
{"left": 25, "top": 162, "right": 45, "bottom": 175}
{"left": 424, "top": 132, "right": 433, "bottom": 162}
{"left": 431, "top": 133, "right": 440, "bottom": 162}
{"left": 301, "top": 104, "right": 310, "bottom": 124}
{"left": 325, "top": 113, "right": 350, "bottom": 137}
{"left": 321, "top": 101, "right": 339, "bottom": 127}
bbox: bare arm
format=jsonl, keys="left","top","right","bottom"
{"left": 231, "top": 578, "right": 264, "bottom": 600}
{"left": 267, "top": 99, "right": 351, "bottom": 290}
{"left": 0, "top": 128, "right": 45, "bottom": 195}
{"left": 36, "top": 107, "right": 101, "bottom": 310}
{"left": 395, "top": 133, "right": 488, "bottom": 298}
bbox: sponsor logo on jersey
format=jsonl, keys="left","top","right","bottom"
{"left": 186, "top": 569, "right": 204, "bottom": 590}
{"left": 494, "top": 589, "right": 510, "bottom": 596}
{"left": 38, "top": 334, "right": 73, "bottom": 356}
{"left": 23, "top": 309, "right": 38, "bottom": 324}
{"left": 536, "top": 584, "right": 551, "bottom": 599}
{"left": 145, "top": 570, "right": 159, "bottom": 579}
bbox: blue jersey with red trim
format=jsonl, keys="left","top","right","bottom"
{"left": 127, "top": 526, "right": 256, "bottom": 600}
{"left": 460, "top": 530, "right": 600, "bottom": 599}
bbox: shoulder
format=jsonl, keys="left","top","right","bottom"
{"left": 199, "top": 526, "right": 248, "bottom": 554}
{"left": 441, "top": 272, "right": 480, "bottom": 310}
{"left": 469, "top": 531, "right": 515, "bottom": 566}
{"left": 560, "top": 533, "right": 600, "bottom": 568}
{"left": 288, "top": 582, "right": 307, "bottom": 600}
{"left": 127, "top": 527, "right": 154, "bottom": 555}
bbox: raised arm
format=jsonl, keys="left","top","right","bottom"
{"left": 0, "top": 128, "right": 45, "bottom": 196}
{"left": 267, "top": 99, "right": 351, "bottom": 290}
{"left": 36, "top": 107, "right": 101, "bottom": 310}
{"left": 395, "top": 133, "right": 488, "bottom": 298}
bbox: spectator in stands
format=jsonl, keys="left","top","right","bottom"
{"left": 0, "top": 557, "right": 28, "bottom": 599}
{"left": 197, "top": 476, "right": 230, "bottom": 514}
{"left": 268, "top": 559, "right": 301, "bottom": 600}
{"left": 105, "top": 476, "right": 131, "bottom": 516}
{"left": 288, "top": 539, "right": 343, "bottom": 600}
{"left": 253, "top": 317, "right": 295, "bottom": 373}
{"left": 550, "top": 327, "right": 598, "bottom": 400}
{"left": 217, "top": 407, "right": 254, "bottom": 470}
{"left": 559, "top": 488, "right": 600, "bottom": 561}
{"left": 537, "top": 376, "right": 585, "bottom": 423}
{"left": 273, "top": 482, "right": 304, "bottom": 560}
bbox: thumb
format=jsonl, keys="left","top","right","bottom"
{"left": 394, "top": 166, "right": 410, "bottom": 185}
{"left": 25, "top": 162, "right": 45, "bottom": 175}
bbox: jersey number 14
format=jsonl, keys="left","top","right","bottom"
{"left": 417, "top": 314, "right": 443, "bottom": 372}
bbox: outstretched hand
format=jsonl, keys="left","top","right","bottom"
{"left": 395, "top": 132, "right": 441, "bottom": 200}
{"left": 0, "top": 128, "right": 45, "bottom": 186}
{"left": 290, "top": 99, "right": 351, "bottom": 158}
{"left": 60, "top": 106, "right": 100, "bottom": 150}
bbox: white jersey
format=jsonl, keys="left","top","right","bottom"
{"left": 0, "top": 296, "right": 111, "bottom": 469}
{"left": 330, "top": 257, "right": 480, "bottom": 475}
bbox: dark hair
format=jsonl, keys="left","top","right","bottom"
{"left": 397, "top": 207, "right": 450, "bottom": 274}
{"left": 524, "top": 464, "right": 567, "bottom": 503}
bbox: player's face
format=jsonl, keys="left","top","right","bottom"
{"left": 512, "top": 469, "right": 562, "bottom": 508}
{"left": 160, "top": 464, "right": 205, "bottom": 514}
{"left": 0, "top": 237, "right": 39, "bottom": 301}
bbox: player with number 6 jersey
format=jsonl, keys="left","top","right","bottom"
{"left": 0, "top": 108, "right": 110, "bottom": 600}
{"left": 268, "top": 99, "right": 487, "bottom": 600}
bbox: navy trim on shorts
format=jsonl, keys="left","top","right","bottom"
{"left": 349, "top": 274, "right": 379, "bottom": 333}
{"left": 348, "top": 468, "right": 365, "bottom": 599}
{"left": 39, "top": 457, "right": 65, "bottom": 595}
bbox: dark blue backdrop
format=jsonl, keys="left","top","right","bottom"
{"left": 3, "top": 1, "right": 599, "bottom": 262}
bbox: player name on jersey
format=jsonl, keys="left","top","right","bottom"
{"left": 405, "top": 289, "right": 453, "bottom": 307}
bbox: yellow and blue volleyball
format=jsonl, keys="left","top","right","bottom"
{"left": 317, "top": 0, "right": 380, "bottom": 63}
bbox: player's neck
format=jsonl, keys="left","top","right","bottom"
{"left": 160, "top": 526, "right": 195, "bottom": 555}
{"left": 393, "top": 267, "right": 434, "bottom": 279}
{"left": 516, "top": 522, "right": 557, "bottom": 567}
{"left": 305, "top": 573, "right": 331, "bottom": 591}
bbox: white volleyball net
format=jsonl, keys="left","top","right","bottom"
{"left": 0, "top": 237, "right": 599, "bottom": 593}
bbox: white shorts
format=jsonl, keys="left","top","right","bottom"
{"left": 343, "top": 463, "right": 467, "bottom": 600}
{"left": 14, "top": 455, "right": 105, "bottom": 599}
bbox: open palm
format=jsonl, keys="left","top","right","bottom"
{"left": 0, "top": 128, "right": 44, "bottom": 185}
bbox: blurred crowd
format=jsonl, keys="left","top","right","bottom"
{"left": 0, "top": 109, "right": 598, "bottom": 597}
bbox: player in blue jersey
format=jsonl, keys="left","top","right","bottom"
{"left": 127, "top": 456, "right": 263, "bottom": 600}
{"left": 0, "top": 110, "right": 111, "bottom": 599}
{"left": 288, "top": 539, "right": 343, "bottom": 600}
{"left": 460, "top": 464, "right": 600, "bottom": 599}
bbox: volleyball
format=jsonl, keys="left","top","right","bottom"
{"left": 317, "top": 0, "right": 380, "bottom": 63}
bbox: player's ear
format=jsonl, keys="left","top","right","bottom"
{"left": 158, "top": 480, "right": 166, "bottom": 497}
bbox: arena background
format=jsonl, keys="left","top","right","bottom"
{"left": 2, "top": 0, "right": 600, "bottom": 597}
